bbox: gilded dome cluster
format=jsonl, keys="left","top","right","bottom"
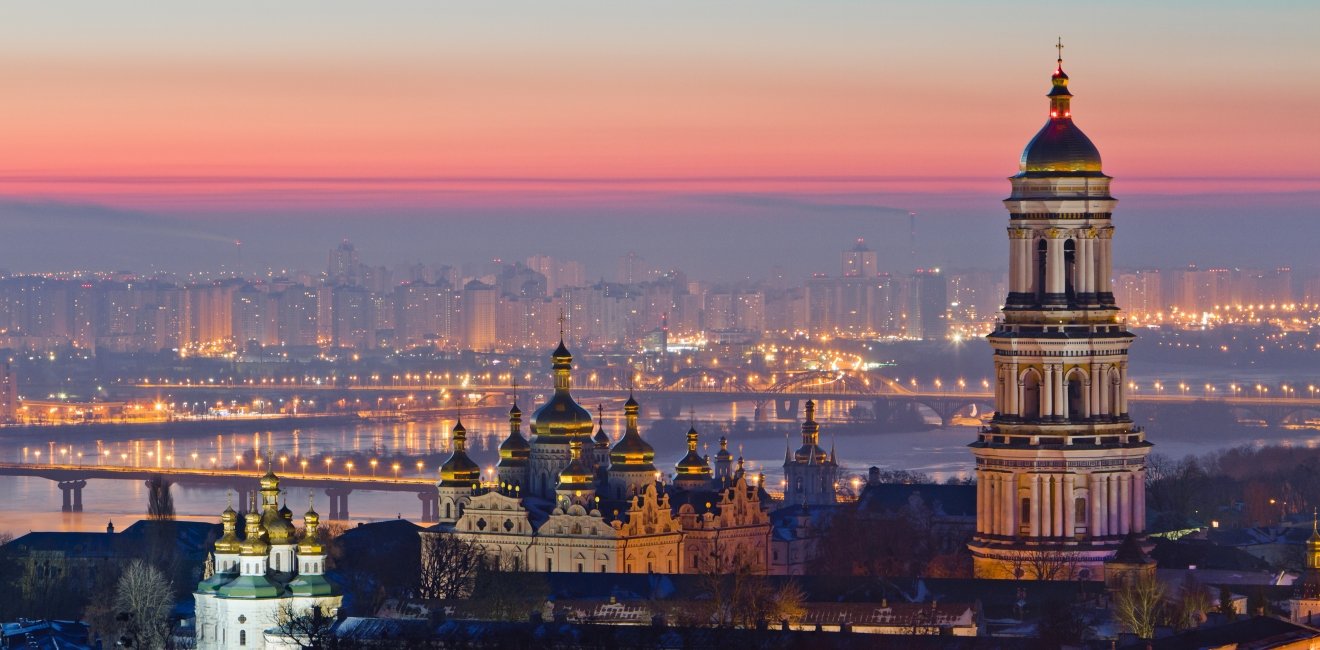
{"left": 608, "top": 394, "right": 656, "bottom": 470}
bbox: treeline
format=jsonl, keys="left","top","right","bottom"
{"left": 1147, "top": 445, "right": 1320, "bottom": 530}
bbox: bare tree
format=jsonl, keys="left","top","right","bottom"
{"left": 1009, "top": 547, "right": 1082, "bottom": 581}
{"left": 469, "top": 559, "right": 549, "bottom": 622}
{"left": 113, "top": 559, "right": 174, "bottom": 650}
{"left": 691, "top": 547, "right": 804, "bottom": 629}
{"left": 1113, "top": 572, "right": 1166, "bottom": 639}
{"left": 146, "top": 475, "right": 175, "bottom": 520}
{"left": 418, "top": 533, "right": 483, "bottom": 600}
{"left": 272, "top": 601, "right": 349, "bottom": 650}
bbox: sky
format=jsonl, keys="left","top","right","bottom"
{"left": 0, "top": 1, "right": 1317, "bottom": 279}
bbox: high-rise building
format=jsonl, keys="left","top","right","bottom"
{"left": 906, "top": 269, "right": 948, "bottom": 341}
{"left": 970, "top": 51, "right": 1151, "bottom": 580}
{"left": 327, "top": 240, "right": 361, "bottom": 287}
{"left": 461, "top": 280, "right": 497, "bottom": 351}
{"left": 842, "top": 238, "right": 878, "bottom": 278}
{"left": 0, "top": 360, "right": 17, "bottom": 423}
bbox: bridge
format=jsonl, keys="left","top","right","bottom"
{"left": 0, "top": 462, "right": 447, "bottom": 522}
{"left": 133, "top": 370, "right": 1320, "bottom": 427}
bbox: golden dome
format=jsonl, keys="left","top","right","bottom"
{"left": 531, "top": 341, "right": 594, "bottom": 444}
{"left": 262, "top": 505, "right": 298, "bottom": 545}
{"left": 440, "top": 418, "right": 482, "bottom": 487}
{"left": 298, "top": 498, "right": 324, "bottom": 555}
{"left": 239, "top": 509, "right": 270, "bottom": 556}
{"left": 557, "top": 440, "right": 595, "bottom": 490}
{"left": 1017, "top": 61, "right": 1103, "bottom": 176}
{"left": 675, "top": 425, "right": 712, "bottom": 477}
{"left": 609, "top": 394, "right": 656, "bottom": 471}
{"left": 214, "top": 501, "right": 242, "bottom": 554}
{"left": 498, "top": 404, "right": 531, "bottom": 467}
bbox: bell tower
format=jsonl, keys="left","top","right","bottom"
{"left": 970, "top": 44, "right": 1152, "bottom": 580}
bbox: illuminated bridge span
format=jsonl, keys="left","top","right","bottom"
{"left": 0, "top": 462, "right": 446, "bottom": 522}
{"left": 136, "top": 370, "right": 1320, "bottom": 427}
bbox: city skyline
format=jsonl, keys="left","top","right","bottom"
{"left": 1, "top": 2, "right": 1318, "bottom": 277}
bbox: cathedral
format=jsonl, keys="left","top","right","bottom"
{"left": 424, "top": 340, "right": 774, "bottom": 575}
{"left": 194, "top": 469, "right": 341, "bottom": 649}
{"left": 969, "top": 46, "right": 1152, "bottom": 580}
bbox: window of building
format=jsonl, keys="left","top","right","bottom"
{"left": 1075, "top": 497, "right": 1088, "bottom": 524}
{"left": 1021, "top": 497, "right": 1031, "bottom": 524}
{"left": 240, "top": 629, "right": 246, "bottom": 646}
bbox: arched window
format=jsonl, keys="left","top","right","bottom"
{"left": 274, "top": 553, "right": 280, "bottom": 571}
{"left": 1066, "top": 369, "right": 1086, "bottom": 420}
{"left": 1021, "top": 369, "right": 1041, "bottom": 419}
{"left": 240, "top": 629, "right": 247, "bottom": 646}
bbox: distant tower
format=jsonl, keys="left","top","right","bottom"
{"left": 555, "top": 439, "right": 597, "bottom": 510}
{"left": 970, "top": 44, "right": 1151, "bottom": 580}
{"left": 783, "top": 400, "right": 839, "bottom": 506}
{"left": 528, "top": 340, "right": 595, "bottom": 499}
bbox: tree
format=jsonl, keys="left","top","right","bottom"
{"left": 146, "top": 475, "right": 175, "bottom": 520}
{"left": 272, "top": 601, "right": 350, "bottom": 650}
{"left": 417, "top": 533, "right": 484, "bottom": 600}
{"left": 690, "top": 548, "right": 804, "bottom": 629}
{"left": 1216, "top": 585, "right": 1237, "bottom": 620}
{"left": 1011, "top": 547, "right": 1083, "bottom": 581}
{"left": 1113, "top": 572, "right": 1166, "bottom": 639}
{"left": 468, "top": 560, "right": 549, "bottom": 622}
{"left": 1035, "top": 598, "right": 1088, "bottom": 648}
{"left": 113, "top": 559, "right": 174, "bottom": 650}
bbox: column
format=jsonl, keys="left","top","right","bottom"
{"left": 1042, "top": 365, "right": 1054, "bottom": 418}
{"left": 1108, "top": 473, "right": 1120, "bottom": 535}
{"left": 1090, "top": 363, "right": 1103, "bottom": 418}
{"left": 1053, "top": 364, "right": 1066, "bottom": 419}
{"left": 1056, "top": 475, "right": 1066, "bottom": 536}
{"left": 1099, "top": 364, "right": 1111, "bottom": 417}
{"left": 1029, "top": 474, "right": 1041, "bottom": 537}
{"left": 1098, "top": 231, "right": 1113, "bottom": 296}
{"left": 976, "top": 469, "right": 986, "bottom": 534}
{"left": 1003, "top": 473, "right": 1017, "bottom": 537}
{"left": 1134, "top": 469, "right": 1146, "bottom": 533}
{"left": 1046, "top": 235, "right": 1065, "bottom": 299}
{"left": 1076, "top": 236, "right": 1090, "bottom": 299}
{"left": 72, "top": 480, "right": 85, "bottom": 512}
{"left": 1119, "top": 472, "right": 1132, "bottom": 535}
{"left": 1009, "top": 360, "right": 1020, "bottom": 416}
{"left": 1118, "top": 363, "right": 1129, "bottom": 416}
{"left": 1092, "top": 473, "right": 1107, "bottom": 537}
{"left": 1008, "top": 231, "right": 1020, "bottom": 295}
{"left": 1019, "top": 236, "right": 1033, "bottom": 295}
{"left": 985, "top": 472, "right": 996, "bottom": 535}
{"left": 1063, "top": 474, "right": 1076, "bottom": 537}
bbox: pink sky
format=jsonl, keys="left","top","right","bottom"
{"left": 0, "top": 2, "right": 1316, "bottom": 210}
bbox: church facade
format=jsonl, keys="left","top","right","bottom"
{"left": 423, "top": 340, "right": 773, "bottom": 575}
{"left": 969, "top": 48, "right": 1152, "bottom": 580}
{"left": 194, "top": 470, "right": 341, "bottom": 650}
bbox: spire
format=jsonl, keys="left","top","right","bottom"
{"left": 784, "top": 432, "right": 792, "bottom": 464}
{"left": 1048, "top": 38, "right": 1073, "bottom": 118}
{"left": 802, "top": 399, "right": 820, "bottom": 447}
{"left": 453, "top": 418, "right": 467, "bottom": 453}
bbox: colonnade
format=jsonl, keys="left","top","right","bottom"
{"left": 996, "top": 361, "right": 1127, "bottom": 420}
{"left": 976, "top": 468, "right": 1144, "bottom": 538}
{"left": 1007, "top": 228, "right": 1113, "bottom": 304}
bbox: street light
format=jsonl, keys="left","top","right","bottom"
{"left": 370, "top": 459, "right": 378, "bottom": 476}
{"left": 325, "top": 458, "right": 333, "bottom": 474}
{"left": 300, "top": 459, "right": 308, "bottom": 476}
{"left": 392, "top": 462, "right": 400, "bottom": 478}
{"left": 416, "top": 460, "right": 424, "bottom": 475}
{"left": 345, "top": 461, "right": 354, "bottom": 476}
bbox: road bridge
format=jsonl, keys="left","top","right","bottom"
{"left": 134, "top": 377, "right": 1320, "bottom": 427}
{"left": 0, "top": 462, "right": 444, "bottom": 522}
